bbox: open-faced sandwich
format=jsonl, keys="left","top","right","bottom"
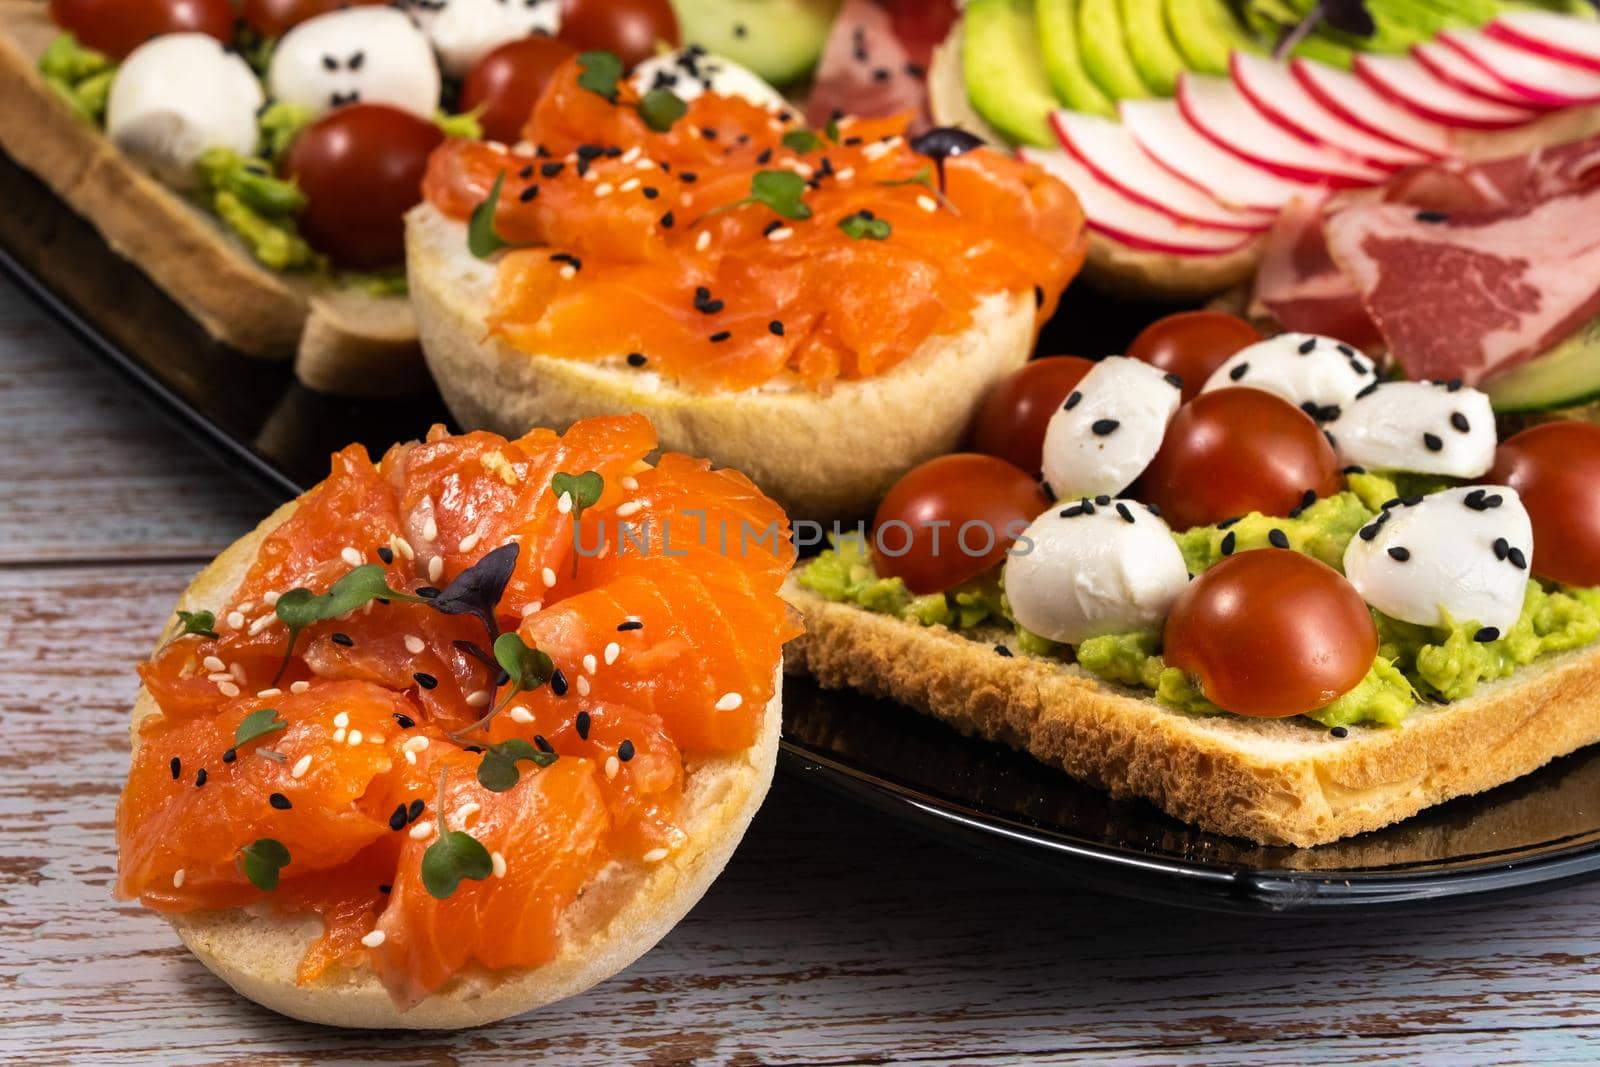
{"left": 406, "top": 48, "right": 1087, "bottom": 520}
{"left": 785, "top": 310, "right": 1600, "bottom": 846}
{"left": 117, "top": 413, "right": 800, "bottom": 1027}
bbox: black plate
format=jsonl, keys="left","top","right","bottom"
{"left": 10, "top": 148, "right": 1600, "bottom": 913}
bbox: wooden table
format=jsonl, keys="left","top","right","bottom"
{"left": 4, "top": 277, "right": 1599, "bottom": 1065}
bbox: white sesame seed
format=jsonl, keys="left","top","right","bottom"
{"left": 256, "top": 688, "right": 281, "bottom": 698}
{"left": 248, "top": 613, "right": 274, "bottom": 636}
{"left": 615, "top": 500, "right": 642, "bottom": 518}
{"left": 466, "top": 689, "right": 491, "bottom": 708}
{"left": 642, "top": 847, "right": 669, "bottom": 863}
{"left": 604, "top": 642, "right": 620, "bottom": 665}
{"left": 408, "top": 820, "right": 435, "bottom": 841}
{"left": 521, "top": 600, "right": 543, "bottom": 617}
{"left": 393, "top": 535, "right": 415, "bottom": 561}
{"left": 619, "top": 177, "right": 640, "bottom": 193}
{"left": 510, "top": 706, "right": 534, "bottom": 724}
{"left": 542, "top": 566, "right": 558, "bottom": 588}
{"left": 491, "top": 851, "right": 507, "bottom": 878}
{"left": 428, "top": 556, "right": 443, "bottom": 584}
{"left": 583, "top": 168, "right": 598, "bottom": 182}
{"left": 863, "top": 140, "right": 891, "bottom": 161}
{"left": 368, "top": 734, "right": 384, "bottom": 745}
{"left": 341, "top": 546, "right": 362, "bottom": 567}
{"left": 207, "top": 672, "right": 235, "bottom": 684}
{"left": 559, "top": 263, "right": 578, "bottom": 280}
{"left": 454, "top": 802, "right": 480, "bottom": 826}
{"left": 594, "top": 182, "right": 614, "bottom": 197}
{"left": 404, "top": 750, "right": 417, "bottom": 765}
{"left": 172, "top": 868, "right": 185, "bottom": 888}
{"left": 290, "top": 681, "right": 310, "bottom": 695}
{"left": 767, "top": 227, "right": 794, "bottom": 242}
{"left": 605, "top": 755, "right": 620, "bottom": 780}
{"left": 360, "top": 929, "right": 386, "bottom": 948}
{"left": 557, "top": 491, "right": 573, "bottom": 515}
{"left": 217, "top": 681, "right": 240, "bottom": 698}
{"left": 621, "top": 475, "right": 639, "bottom": 491}
{"left": 715, "top": 692, "right": 743, "bottom": 711}
{"left": 459, "top": 530, "right": 481, "bottom": 552}
{"left": 292, "top": 754, "right": 312, "bottom": 779}
{"left": 421, "top": 515, "right": 438, "bottom": 543}
{"left": 403, "top": 736, "right": 430, "bottom": 754}
{"left": 488, "top": 141, "right": 508, "bottom": 155}
{"left": 225, "top": 611, "right": 245, "bottom": 631}
{"left": 263, "top": 590, "right": 280, "bottom": 606}
{"left": 333, "top": 711, "right": 350, "bottom": 728}
{"left": 635, "top": 157, "right": 655, "bottom": 170}
{"left": 236, "top": 601, "right": 254, "bottom": 615}
{"left": 836, "top": 166, "right": 855, "bottom": 181}
{"left": 582, "top": 653, "right": 597, "bottom": 675}
{"left": 576, "top": 676, "right": 591, "bottom": 697}
{"left": 917, "top": 195, "right": 938, "bottom": 213}
{"left": 695, "top": 230, "right": 711, "bottom": 252}
{"left": 404, "top": 635, "right": 425, "bottom": 655}
{"left": 333, "top": 728, "right": 346, "bottom": 743}
{"left": 347, "top": 729, "right": 363, "bottom": 746}
{"left": 203, "top": 656, "right": 226, "bottom": 673}
{"left": 621, "top": 145, "right": 641, "bottom": 164}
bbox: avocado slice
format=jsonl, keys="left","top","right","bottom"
{"left": 1035, "top": 0, "right": 1116, "bottom": 116}
{"left": 1165, "top": 0, "right": 1262, "bottom": 74}
{"left": 963, "top": 0, "right": 1058, "bottom": 145}
{"left": 1076, "top": 0, "right": 1153, "bottom": 101}
{"left": 673, "top": 0, "right": 841, "bottom": 85}
{"left": 1119, "top": 0, "right": 1187, "bottom": 95}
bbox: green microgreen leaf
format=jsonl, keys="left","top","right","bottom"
{"left": 272, "top": 564, "right": 425, "bottom": 683}
{"left": 839, "top": 211, "right": 891, "bottom": 240}
{"left": 494, "top": 632, "right": 554, "bottom": 694}
{"left": 880, "top": 164, "right": 934, "bottom": 189}
{"left": 468, "top": 170, "right": 536, "bottom": 260}
{"left": 782, "top": 129, "right": 823, "bottom": 154}
{"left": 476, "top": 738, "right": 558, "bottom": 792}
{"left": 420, "top": 766, "right": 493, "bottom": 899}
{"left": 551, "top": 470, "right": 604, "bottom": 523}
{"left": 175, "top": 610, "right": 218, "bottom": 639}
{"left": 824, "top": 117, "right": 840, "bottom": 142}
{"left": 576, "top": 50, "right": 623, "bottom": 103}
{"left": 234, "top": 708, "right": 288, "bottom": 749}
{"left": 638, "top": 88, "right": 687, "bottom": 132}
{"left": 239, "top": 838, "right": 290, "bottom": 892}
{"left": 749, "top": 169, "right": 811, "bottom": 220}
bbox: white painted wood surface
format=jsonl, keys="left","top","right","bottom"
{"left": 3, "top": 277, "right": 1599, "bottom": 1064}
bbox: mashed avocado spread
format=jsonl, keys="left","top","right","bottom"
{"left": 799, "top": 471, "right": 1600, "bottom": 728}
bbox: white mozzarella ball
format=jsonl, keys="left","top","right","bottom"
{"left": 106, "top": 34, "right": 264, "bottom": 189}
{"left": 413, "top": 0, "right": 561, "bottom": 77}
{"left": 630, "top": 47, "right": 788, "bottom": 109}
{"left": 1343, "top": 485, "right": 1532, "bottom": 634}
{"left": 1202, "top": 332, "right": 1380, "bottom": 421}
{"left": 269, "top": 7, "right": 441, "bottom": 121}
{"left": 1004, "top": 499, "right": 1190, "bottom": 646}
{"left": 1329, "top": 380, "right": 1497, "bottom": 477}
{"left": 1040, "top": 356, "right": 1181, "bottom": 500}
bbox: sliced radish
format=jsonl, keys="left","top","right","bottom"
{"left": 1119, "top": 98, "right": 1323, "bottom": 214}
{"left": 1176, "top": 73, "right": 1389, "bottom": 187}
{"left": 1018, "top": 146, "right": 1257, "bottom": 256}
{"left": 1230, "top": 53, "right": 1429, "bottom": 171}
{"left": 1486, "top": 12, "right": 1600, "bottom": 75}
{"left": 1291, "top": 58, "right": 1453, "bottom": 157}
{"left": 1412, "top": 39, "right": 1547, "bottom": 109}
{"left": 1353, "top": 53, "right": 1541, "bottom": 130}
{"left": 1435, "top": 29, "right": 1600, "bottom": 108}
{"left": 1049, "top": 110, "right": 1272, "bottom": 233}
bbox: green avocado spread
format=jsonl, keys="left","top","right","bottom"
{"left": 799, "top": 470, "right": 1600, "bottom": 730}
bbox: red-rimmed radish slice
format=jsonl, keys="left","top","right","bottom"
{"left": 1018, "top": 146, "right": 1258, "bottom": 256}
{"left": 1412, "top": 39, "right": 1547, "bottom": 109}
{"left": 1049, "top": 110, "right": 1272, "bottom": 233}
{"left": 1230, "top": 53, "right": 1429, "bottom": 171}
{"left": 1120, "top": 98, "right": 1322, "bottom": 214}
{"left": 1486, "top": 12, "right": 1600, "bottom": 75}
{"left": 1176, "top": 73, "right": 1389, "bottom": 187}
{"left": 1353, "top": 54, "right": 1539, "bottom": 129}
{"left": 1291, "top": 58, "right": 1453, "bottom": 157}
{"left": 1435, "top": 29, "right": 1600, "bottom": 108}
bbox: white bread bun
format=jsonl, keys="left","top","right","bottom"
{"left": 404, "top": 202, "right": 1037, "bottom": 521}
{"left": 133, "top": 501, "right": 781, "bottom": 1029}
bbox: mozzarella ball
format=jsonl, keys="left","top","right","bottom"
{"left": 269, "top": 7, "right": 441, "bottom": 121}
{"left": 1004, "top": 499, "right": 1190, "bottom": 646}
{"left": 1202, "top": 333, "right": 1380, "bottom": 421}
{"left": 1329, "top": 380, "right": 1497, "bottom": 477}
{"left": 1343, "top": 485, "right": 1532, "bottom": 634}
{"left": 412, "top": 0, "right": 561, "bottom": 77}
{"left": 1040, "top": 356, "right": 1181, "bottom": 500}
{"left": 106, "top": 34, "right": 264, "bottom": 189}
{"left": 630, "top": 47, "right": 788, "bottom": 109}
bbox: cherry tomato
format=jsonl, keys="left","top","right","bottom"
{"left": 282, "top": 104, "right": 444, "bottom": 270}
{"left": 872, "top": 454, "right": 1050, "bottom": 595}
{"left": 559, "top": 0, "right": 679, "bottom": 69}
{"left": 462, "top": 36, "right": 578, "bottom": 145}
{"left": 967, "top": 356, "right": 1095, "bottom": 476}
{"left": 1134, "top": 388, "right": 1342, "bottom": 531}
{"left": 239, "top": 0, "right": 387, "bottom": 36}
{"left": 49, "top": 0, "right": 232, "bottom": 59}
{"left": 1488, "top": 421, "right": 1600, "bottom": 587}
{"left": 1127, "top": 311, "right": 1262, "bottom": 402}
{"left": 1164, "top": 550, "right": 1377, "bottom": 717}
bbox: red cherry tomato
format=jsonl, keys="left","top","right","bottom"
{"left": 462, "top": 36, "right": 578, "bottom": 145}
{"left": 1134, "top": 388, "right": 1342, "bottom": 531}
{"left": 239, "top": 0, "right": 387, "bottom": 36}
{"left": 282, "top": 104, "right": 444, "bottom": 270}
{"left": 1164, "top": 550, "right": 1377, "bottom": 717}
{"left": 1127, "top": 311, "right": 1262, "bottom": 402}
{"left": 49, "top": 0, "right": 232, "bottom": 59}
{"left": 872, "top": 454, "right": 1050, "bottom": 595}
{"left": 967, "top": 356, "right": 1095, "bottom": 476}
{"left": 559, "top": 0, "right": 680, "bottom": 68}
{"left": 1488, "top": 421, "right": 1600, "bottom": 587}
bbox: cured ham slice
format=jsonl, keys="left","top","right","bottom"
{"left": 1252, "top": 193, "right": 1383, "bottom": 351}
{"left": 805, "top": 0, "right": 929, "bottom": 130}
{"left": 1323, "top": 186, "right": 1600, "bottom": 384}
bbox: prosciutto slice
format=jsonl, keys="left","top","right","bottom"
{"left": 804, "top": 0, "right": 931, "bottom": 130}
{"left": 1253, "top": 192, "right": 1384, "bottom": 351}
{"left": 1322, "top": 186, "right": 1600, "bottom": 384}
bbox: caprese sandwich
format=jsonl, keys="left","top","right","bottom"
{"left": 784, "top": 310, "right": 1600, "bottom": 846}
{"left": 405, "top": 48, "right": 1087, "bottom": 520}
{"left": 118, "top": 412, "right": 800, "bottom": 1026}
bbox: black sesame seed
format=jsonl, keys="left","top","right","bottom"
{"left": 1063, "top": 390, "right": 1082, "bottom": 411}
{"left": 1300, "top": 400, "right": 1321, "bottom": 419}
{"left": 576, "top": 711, "right": 591, "bottom": 740}
{"left": 1493, "top": 537, "right": 1510, "bottom": 560}
{"left": 1033, "top": 284, "right": 1044, "bottom": 308}
{"left": 331, "top": 632, "right": 353, "bottom": 647}
{"left": 1060, "top": 504, "right": 1085, "bottom": 518}
{"left": 540, "top": 161, "right": 563, "bottom": 177}
{"left": 1163, "top": 372, "right": 1183, "bottom": 389}
{"left": 269, "top": 792, "right": 292, "bottom": 810}
{"left": 627, "top": 352, "right": 648, "bottom": 368}
{"left": 408, "top": 798, "right": 424, "bottom": 822}
{"left": 1403, "top": 495, "right": 1423, "bottom": 507}
{"left": 1446, "top": 378, "right": 1463, "bottom": 392}
{"left": 1474, "top": 626, "right": 1500, "bottom": 643}
{"left": 873, "top": 66, "right": 891, "bottom": 82}
{"left": 412, "top": 672, "right": 438, "bottom": 690}
{"left": 518, "top": 164, "right": 534, "bottom": 179}
{"left": 1416, "top": 210, "right": 1449, "bottom": 223}
{"left": 195, "top": 768, "right": 208, "bottom": 788}
{"left": 701, "top": 126, "right": 718, "bottom": 140}
{"left": 1095, "top": 494, "right": 1111, "bottom": 506}
{"left": 519, "top": 184, "right": 540, "bottom": 203}
{"left": 378, "top": 884, "right": 391, "bottom": 894}
{"left": 761, "top": 219, "right": 782, "bottom": 237}
{"left": 679, "top": 171, "right": 697, "bottom": 183}
{"left": 1268, "top": 528, "right": 1290, "bottom": 549}
{"left": 1356, "top": 381, "right": 1380, "bottom": 400}
{"left": 1336, "top": 343, "right": 1355, "bottom": 358}
{"left": 1080, "top": 498, "right": 1096, "bottom": 515}
{"left": 1358, "top": 523, "right": 1380, "bottom": 542}
{"left": 756, "top": 148, "right": 772, "bottom": 164}
{"left": 222, "top": 748, "right": 237, "bottom": 764}
{"left": 551, "top": 668, "right": 569, "bottom": 696}
{"left": 617, "top": 620, "right": 644, "bottom": 631}
{"left": 1301, "top": 489, "right": 1318, "bottom": 510}
{"left": 1297, "top": 337, "right": 1317, "bottom": 355}
{"left": 170, "top": 756, "right": 181, "bottom": 780}
{"left": 1508, "top": 547, "right": 1528, "bottom": 570}
{"left": 1145, "top": 502, "right": 1162, "bottom": 517}
{"left": 1483, "top": 494, "right": 1503, "bottom": 508}
{"left": 768, "top": 320, "right": 784, "bottom": 336}
{"left": 1116, "top": 502, "right": 1136, "bottom": 524}
{"left": 709, "top": 331, "right": 731, "bottom": 343}
{"left": 1387, "top": 546, "right": 1411, "bottom": 562}
{"left": 534, "top": 735, "right": 555, "bottom": 754}
{"left": 618, "top": 739, "right": 636, "bottom": 762}
{"left": 1220, "top": 531, "right": 1237, "bottom": 556}
{"left": 393, "top": 712, "right": 415, "bottom": 729}
{"left": 575, "top": 144, "right": 603, "bottom": 160}
{"left": 389, "top": 804, "right": 408, "bottom": 831}
{"left": 1229, "top": 362, "right": 1249, "bottom": 381}
{"left": 1041, "top": 481, "right": 1056, "bottom": 503}
{"left": 1450, "top": 412, "right": 1470, "bottom": 433}
{"left": 1342, "top": 465, "right": 1366, "bottom": 475}
{"left": 1330, "top": 726, "right": 1349, "bottom": 738}
{"left": 1324, "top": 430, "right": 1338, "bottom": 449}
{"left": 1091, "top": 418, "right": 1120, "bottom": 436}
{"left": 659, "top": 210, "right": 675, "bottom": 228}
{"left": 994, "top": 644, "right": 1013, "bottom": 657}
{"left": 642, "top": 186, "right": 659, "bottom": 199}
{"left": 1423, "top": 432, "right": 1443, "bottom": 452}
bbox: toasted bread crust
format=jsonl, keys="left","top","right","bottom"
{"left": 130, "top": 502, "right": 781, "bottom": 1029}
{"left": 783, "top": 577, "right": 1600, "bottom": 846}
